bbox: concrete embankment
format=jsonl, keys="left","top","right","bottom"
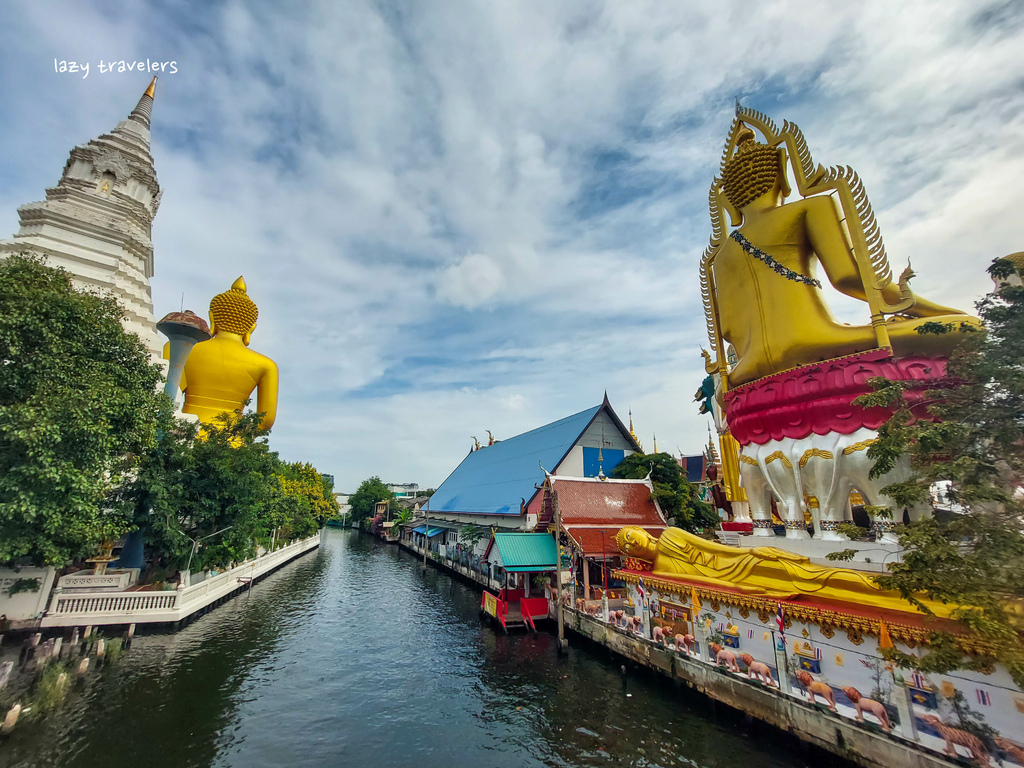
{"left": 565, "top": 609, "right": 957, "bottom": 768}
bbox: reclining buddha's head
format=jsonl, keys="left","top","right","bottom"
{"left": 615, "top": 526, "right": 657, "bottom": 561}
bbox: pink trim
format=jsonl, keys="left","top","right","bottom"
{"left": 725, "top": 350, "right": 951, "bottom": 446}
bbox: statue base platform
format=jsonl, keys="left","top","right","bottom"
{"left": 725, "top": 349, "right": 950, "bottom": 447}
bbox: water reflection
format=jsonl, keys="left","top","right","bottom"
{"left": 1, "top": 530, "right": 810, "bottom": 768}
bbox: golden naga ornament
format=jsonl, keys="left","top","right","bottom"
{"left": 180, "top": 276, "right": 279, "bottom": 430}
{"left": 699, "top": 106, "right": 980, "bottom": 388}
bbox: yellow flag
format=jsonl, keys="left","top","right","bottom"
{"left": 691, "top": 587, "right": 701, "bottom": 614}
{"left": 878, "top": 620, "right": 894, "bottom": 650}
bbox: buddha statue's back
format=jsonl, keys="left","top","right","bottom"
{"left": 181, "top": 276, "right": 279, "bottom": 430}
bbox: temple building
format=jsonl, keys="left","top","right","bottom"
{"left": 424, "top": 394, "right": 641, "bottom": 538}
{"left": 0, "top": 78, "right": 163, "bottom": 358}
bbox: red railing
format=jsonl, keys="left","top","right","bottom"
{"left": 520, "top": 597, "right": 547, "bottom": 633}
{"left": 481, "top": 590, "right": 508, "bottom": 630}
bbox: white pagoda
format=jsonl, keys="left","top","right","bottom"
{"left": 0, "top": 78, "right": 164, "bottom": 358}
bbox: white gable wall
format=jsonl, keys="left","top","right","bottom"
{"left": 556, "top": 409, "right": 635, "bottom": 476}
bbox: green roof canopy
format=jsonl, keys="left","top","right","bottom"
{"left": 493, "top": 533, "right": 557, "bottom": 572}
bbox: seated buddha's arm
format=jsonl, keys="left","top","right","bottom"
{"left": 804, "top": 196, "right": 871, "bottom": 301}
{"left": 256, "top": 359, "right": 279, "bottom": 431}
{"left": 806, "top": 196, "right": 966, "bottom": 317}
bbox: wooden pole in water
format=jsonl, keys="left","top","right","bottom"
{"left": 554, "top": 488, "right": 566, "bottom": 651}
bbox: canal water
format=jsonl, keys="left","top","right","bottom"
{"left": 1, "top": 529, "right": 813, "bottom": 768}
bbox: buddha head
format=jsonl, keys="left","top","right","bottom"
{"left": 721, "top": 125, "right": 790, "bottom": 211}
{"left": 615, "top": 526, "right": 657, "bottom": 562}
{"left": 209, "top": 276, "right": 259, "bottom": 345}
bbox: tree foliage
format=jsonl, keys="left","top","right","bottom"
{"left": 0, "top": 255, "right": 163, "bottom": 566}
{"left": 117, "top": 409, "right": 337, "bottom": 572}
{"left": 612, "top": 452, "right": 718, "bottom": 531}
{"left": 277, "top": 462, "right": 339, "bottom": 541}
{"left": 857, "top": 258, "right": 1024, "bottom": 687}
{"left": 348, "top": 476, "right": 394, "bottom": 523}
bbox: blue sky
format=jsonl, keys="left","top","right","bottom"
{"left": 2, "top": 1, "right": 1022, "bottom": 491}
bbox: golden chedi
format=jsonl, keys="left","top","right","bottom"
{"left": 180, "top": 276, "right": 279, "bottom": 430}
{"left": 702, "top": 118, "right": 979, "bottom": 387}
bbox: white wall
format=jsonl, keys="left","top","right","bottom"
{"left": 556, "top": 410, "right": 636, "bottom": 477}
{"left": 0, "top": 567, "right": 56, "bottom": 621}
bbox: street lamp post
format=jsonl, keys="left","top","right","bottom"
{"left": 173, "top": 526, "right": 234, "bottom": 585}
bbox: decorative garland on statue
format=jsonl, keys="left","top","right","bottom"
{"left": 730, "top": 231, "right": 822, "bottom": 288}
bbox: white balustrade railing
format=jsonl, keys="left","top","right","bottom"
{"left": 40, "top": 533, "right": 320, "bottom": 627}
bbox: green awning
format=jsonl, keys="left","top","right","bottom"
{"left": 493, "top": 533, "right": 558, "bottom": 572}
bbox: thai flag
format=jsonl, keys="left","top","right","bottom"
{"left": 637, "top": 578, "right": 647, "bottom": 608}
{"left": 912, "top": 673, "right": 926, "bottom": 689}
{"left": 748, "top": 629, "right": 754, "bottom": 639}
{"left": 775, "top": 603, "right": 786, "bottom": 646}
{"left": 814, "top": 647, "right": 822, "bottom": 660}
{"left": 977, "top": 689, "right": 991, "bottom": 706}
{"left": 717, "top": 622, "right": 725, "bottom": 632}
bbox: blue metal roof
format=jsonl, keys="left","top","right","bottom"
{"left": 427, "top": 405, "right": 603, "bottom": 516}
{"left": 411, "top": 526, "right": 445, "bottom": 537}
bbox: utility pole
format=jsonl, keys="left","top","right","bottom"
{"left": 554, "top": 488, "right": 566, "bottom": 652}
{"left": 422, "top": 497, "right": 430, "bottom": 570}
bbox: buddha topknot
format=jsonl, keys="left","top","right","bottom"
{"left": 209, "top": 276, "right": 258, "bottom": 335}
{"left": 721, "top": 126, "right": 782, "bottom": 210}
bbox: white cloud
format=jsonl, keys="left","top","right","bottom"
{"left": 435, "top": 253, "right": 505, "bottom": 309}
{"left": 1, "top": 0, "right": 1021, "bottom": 489}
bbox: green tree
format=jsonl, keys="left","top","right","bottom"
{"left": 855, "top": 257, "right": 1024, "bottom": 687}
{"left": 612, "top": 452, "right": 717, "bottom": 531}
{"left": 0, "top": 255, "right": 163, "bottom": 566}
{"left": 348, "top": 476, "right": 394, "bottom": 524}
{"left": 118, "top": 409, "right": 283, "bottom": 572}
{"left": 278, "top": 461, "right": 339, "bottom": 540}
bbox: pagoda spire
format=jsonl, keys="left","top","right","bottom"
{"left": 706, "top": 427, "right": 720, "bottom": 463}
{"left": 128, "top": 76, "right": 157, "bottom": 129}
{"left": 653, "top": 434, "right": 658, "bottom": 453}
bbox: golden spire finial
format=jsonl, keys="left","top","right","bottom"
{"left": 144, "top": 76, "right": 157, "bottom": 99}
{"left": 653, "top": 434, "right": 658, "bottom": 454}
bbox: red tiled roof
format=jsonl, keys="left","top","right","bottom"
{"left": 552, "top": 477, "right": 667, "bottom": 557}
{"left": 565, "top": 526, "right": 665, "bottom": 560}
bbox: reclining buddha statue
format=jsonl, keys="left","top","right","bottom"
{"left": 701, "top": 108, "right": 979, "bottom": 387}
{"left": 615, "top": 525, "right": 951, "bottom": 616}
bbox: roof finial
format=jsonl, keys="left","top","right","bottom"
{"left": 653, "top": 434, "right": 658, "bottom": 454}
{"left": 128, "top": 77, "right": 157, "bottom": 129}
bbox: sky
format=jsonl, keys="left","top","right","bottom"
{"left": 1, "top": 1, "right": 1022, "bottom": 491}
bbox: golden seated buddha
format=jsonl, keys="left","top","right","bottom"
{"left": 180, "top": 277, "right": 279, "bottom": 430}
{"left": 706, "top": 119, "right": 979, "bottom": 386}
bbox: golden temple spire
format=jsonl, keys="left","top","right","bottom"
{"left": 706, "top": 427, "right": 719, "bottom": 463}
{"left": 653, "top": 434, "right": 658, "bottom": 454}
{"left": 128, "top": 77, "right": 157, "bottom": 129}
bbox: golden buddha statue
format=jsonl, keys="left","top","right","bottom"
{"left": 615, "top": 525, "right": 952, "bottom": 616}
{"left": 700, "top": 109, "right": 979, "bottom": 387}
{"left": 180, "top": 276, "right": 279, "bottom": 430}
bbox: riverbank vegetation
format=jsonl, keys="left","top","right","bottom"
{"left": 612, "top": 452, "right": 717, "bottom": 532}
{"left": 0, "top": 255, "right": 337, "bottom": 574}
{"left": 856, "top": 257, "right": 1024, "bottom": 687}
